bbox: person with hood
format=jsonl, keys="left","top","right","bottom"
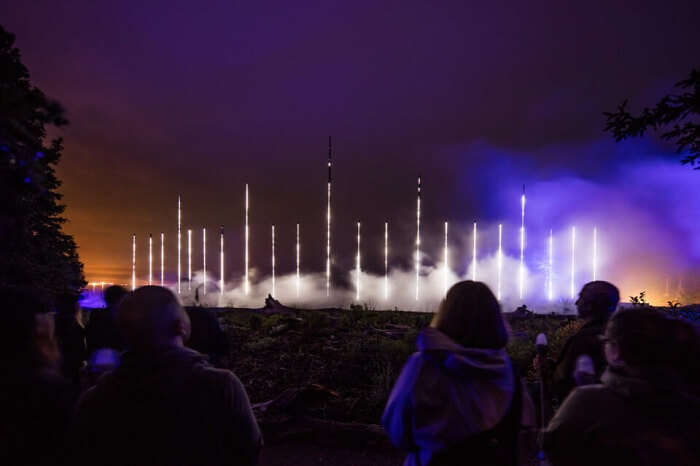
{"left": 71, "top": 286, "right": 262, "bottom": 466}
{"left": 544, "top": 307, "right": 700, "bottom": 466}
{"left": 382, "top": 280, "right": 535, "bottom": 466}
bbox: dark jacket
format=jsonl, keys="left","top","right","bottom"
{"left": 551, "top": 319, "right": 607, "bottom": 402}
{"left": 55, "top": 312, "right": 87, "bottom": 383}
{"left": 85, "top": 306, "right": 123, "bottom": 356}
{"left": 382, "top": 328, "right": 535, "bottom": 466}
{"left": 71, "top": 346, "right": 262, "bottom": 466}
{"left": 0, "top": 367, "right": 76, "bottom": 466}
{"left": 544, "top": 367, "right": 700, "bottom": 466}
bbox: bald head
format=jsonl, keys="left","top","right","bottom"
{"left": 576, "top": 281, "right": 620, "bottom": 322}
{"left": 117, "top": 286, "right": 190, "bottom": 350}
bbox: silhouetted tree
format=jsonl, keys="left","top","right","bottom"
{"left": 0, "top": 25, "right": 85, "bottom": 304}
{"left": 604, "top": 68, "right": 699, "bottom": 169}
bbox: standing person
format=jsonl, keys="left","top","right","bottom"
{"left": 550, "top": 281, "right": 619, "bottom": 402}
{"left": 0, "top": 290, "right": 76, "bottom": 466}
{"left": 382, "top": 281, "right": 535, "bottom": 466}
{"left": 71, "top": 286, "right": 262, "bottom": 466}
{"left": 544, "top": 308, "right": 700, "bottom": 465}
{"left": 85, "top": 285, "right": 128, "bottom": 356}
{"left": 54, "top": 293, "right": 87, "bottom": 384}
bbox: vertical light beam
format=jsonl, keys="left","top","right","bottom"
{"left": 444, "top": 222, "right": 449, "bottom": 295}
{"left": 220, "top": 226, "right": 224, "bottom": 296}
{"left": 570, "top": 226, "right": 576, "bottom": 300}
{"left": 497, "top": 224, "right": 503, "bottom": 300}
{"left": 188, "top": 229, "right": 192, "bottom": 291}
{"left": 415, "top": 176, "right": 421, "bottom": 301}
{"left": 519, "top": 187, "right": 525, "bottom": 301}
{"left": 131, "top": 233, "right": 136, "bottom": 291}
{"left": 326, "top": 136, "right": 332, "bottom": 297}
{"left": 296, "top": 223, "right": 300, "bottom": 298}
{"left": 271, "top": 224, "right": 276, "bottom": 298}
{"left": 244, "top": 184, "right": 250, "bottom": 295}
{"left": 148, "top": 233, "right": 153, "bottom": 285}
{"left": 356, "top": 221, "right": 361, "bottom": 302}
{"left": 548, "top": 229, "right": 554, "bottom": 301}
{"left": 384, "top": 221, "right": 389, "bottom": 300}
{"left": 203, "top": 228, "right": 206, "bottom": 295}
{"left": 178, "top": 196, "right": 181, "bottom": 294}
{"left": 592, "top": 226, "right": 598, "bottom": 281}
{"left": 472, "top": 222, "right": 477, "bottom": 281}
{"left": 160, "top": 232, "right": 164, "bottom": 286}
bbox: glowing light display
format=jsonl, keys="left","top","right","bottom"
{"left": 416, "top": 176, "right": 421, "bottom": 301}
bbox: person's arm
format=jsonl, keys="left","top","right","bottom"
{"left": 381, "top": 354, "right": 423, "bottom": 452}
{"left": 543, "top": 388, "right": 597, "bottom": 466}
{"left": 221, "top": 372, "right": 263, "bottom": 465}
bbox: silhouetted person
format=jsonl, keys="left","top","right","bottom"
{"left": 0, "top": 290, "right": 76, "bottom": 466}
{"left": 85, "top": 285, "right": 127, "bottom": 356}
{"left": 185, "top": 307, "right": 229, "bottom": 367}
{"left": 54, "top": 293, "right": 87, "bottom": 384}
{"left": 382, "top": 281, "right": 535, "bottom": 466}
{"left": 71, "top": 286, "right": 262, "bottom": 466}
{"left": 544, "top": 308, "right": 700, "bottom": 465}
{"left": 550, "top": 281, "right": 619, "bottom": 402}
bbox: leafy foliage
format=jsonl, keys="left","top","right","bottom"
{"left": 629, "top": 291, "right": 650, "bottom": 307}
{"left": 604, "top": 68, "right": 700, "bottom": 168}
{"left": 0, "top": 25, "right": 85, "bottom": 303}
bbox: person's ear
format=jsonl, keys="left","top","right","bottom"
{"left": 175, "top": 317, "right": 191, "bottom": 342}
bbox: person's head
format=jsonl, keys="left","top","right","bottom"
{"left": 431, "top": 280, "right": 508, "bottom": 349}
{"left": 104, "top": 285, "right": 128, "bottom": 309}
{"left": 1, "top": 289, "right": 59, "bottom": 370}
{"left": 575, "top": 281, "right": 619, "bottom": 322}
{"left": 603, "top": 308, "right": 700, "bottom": 379}
{"left": 116, "top": 286, "right": 190, "bottom": 351}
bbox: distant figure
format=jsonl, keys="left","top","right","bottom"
{"left": 71, "top": 286, "right": 262, "bottom": 466}
{"left": 544, "top": 308, "right": 700, "bottom": 465}
{"left": 382, "top": 281, "right": 535, "bottom": 466}
{"left": 0, "top": 290, "right": 76, "bottom": 466}
{"left": 54, "top": 293, "right": 87, "bottom": 384}
{"left": 550, "top": 281, "right": 619, "bottom": 401}
{"left": 85, "top": 285, "right": 127, "bottom": 356}
{"left": 185, "top": 307, "right": 229, "bottom": 367}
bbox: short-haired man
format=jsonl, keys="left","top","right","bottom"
{"left": 72, "top": 286, "right": 262, "bottom": 466}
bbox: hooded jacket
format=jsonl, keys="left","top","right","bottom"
{"left": 382, "top": 328, "right": 533, "bottom": 466}
{"left": 544, "top": 366, "right": 700, "bottom": 466}
{"left": 71, "top": 346, "right": 262, "bottom": 466}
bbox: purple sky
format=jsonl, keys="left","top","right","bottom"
{"left": 2, "top": 1, "right": 699, "bottom": 302}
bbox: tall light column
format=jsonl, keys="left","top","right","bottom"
{"left": 177, "top": 196, "right": 181, "bottom": 294}
{"left": 271, "top": 225, "right": 276, "bottom": 298}
{"left": 148, "top": 233, "right": 153, "bottom": 285}
{"left": 384, "top": 222, "right": 389, "bottom": 300}
{"left": 244, "top": 184, "right": 250, "bottom": 295}
{"left": 444, "top": 222, "right": 449, "bottom": 295}
{"left": 497, "top": 224, "right": 503, "bottom": 300}
{"left": 160, "top": 232, "right": 164, "bottom": 286}
{"left": 415, "top": 176, "right": 421, "bottom": 301}
{"left": 472, "top": 222, "right": 477, "bottom": 281}
{"left": 296, "top": 223, "right": 300, "bottom": 298}
{"left": 187, "top": 229, "right": 192, "bottom": 291}
{"left": 570, "top": 226, "right": 576, "bottom": 300}
{"left": 220, "top": 226, "right": 224, "bottom": 296}
{"left": 592, "top": 227, "right": 598, "bottom": 281}
{"left": 326, "top": 137, "right": 332, "bottom": 297}
{"left": 355, "top": 221, "right": 361, "bottom": 301}
{"left": 519, "top": 187, "right": 525, "bottom": 301}
{"left": 202, "top": 227, "right": 206, "bottom": 294}
{"left": 131, "top": 234, "right": 136, "bottom": 291}
{"left": 548, "top": 229, "right": 554, "bottom": 301}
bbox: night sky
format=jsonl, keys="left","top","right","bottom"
{"left": 2, "top": 1, "right": 699, "bottom": 305}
